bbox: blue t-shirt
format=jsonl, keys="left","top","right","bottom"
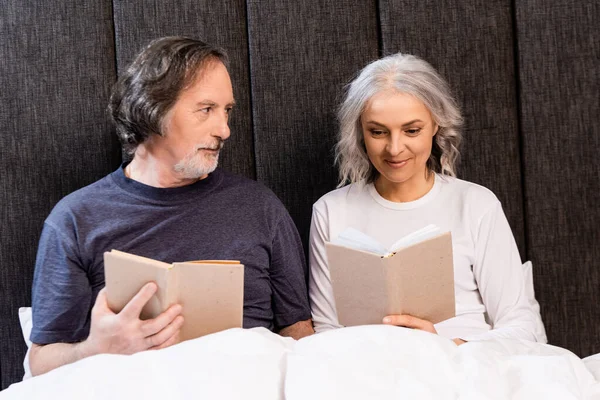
{"left": 31, "top": 165, "right": 311, "bottom": 344}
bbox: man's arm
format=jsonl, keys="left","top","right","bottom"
{"left": 278, "top": 319, "right": 314, "bottom": 340}
{"left": 30, "top": 342, "right": 91, "bottom": 377}
{"left": 30, "top": 283, "right": 183, "bottom": 376}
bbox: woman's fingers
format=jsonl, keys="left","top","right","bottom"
{"left": 383, "top": 314, "right": 437, "bottom": 334}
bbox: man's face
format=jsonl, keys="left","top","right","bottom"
{"left": 156, "top": 61, "right": 234, "bottom": 180}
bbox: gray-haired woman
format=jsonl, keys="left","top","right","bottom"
{"left": 308, "top": 53, "right": 539, "bottom": 345}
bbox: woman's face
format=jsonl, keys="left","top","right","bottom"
{"left": 361, "top": 91, "right": 438, "bottom": 187}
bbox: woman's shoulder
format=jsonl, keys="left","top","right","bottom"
{"left": 313, "top": 182, "right": 369, "bottom": 214}
{"left": 438, "top": 175, "right": 500, "bottom": 210}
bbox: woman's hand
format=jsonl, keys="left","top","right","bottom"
{"left": 382, "top": 314, "right": 437, "bottom": 334}
{"left": 382, "top": 314, "right": 467, "bottom": 345}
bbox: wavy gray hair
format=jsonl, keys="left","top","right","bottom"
{"left": 335, "top": 53, "right": 463, "bottom": 186}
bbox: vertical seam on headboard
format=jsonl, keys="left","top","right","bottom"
{"left": 244, "top": 0, "right": 258, "bottom": 181}
{"left": 375, "top": 0, "right": 383, "bottom": 57}
{"left": 109, "top": 0, "right": 119, "bottom": 78}
{"left": 510, "top": 0, "right": 530, "bottom": 261}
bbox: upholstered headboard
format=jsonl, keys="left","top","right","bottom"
{"left": 1, "top": 0, "right": 598, "bottom": 389}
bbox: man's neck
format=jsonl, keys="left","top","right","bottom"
{"left": 125, "top": 147, "right": 205, "bottom": 189}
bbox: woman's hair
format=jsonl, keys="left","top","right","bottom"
{"left": 335, "top": 53, "right": 463, "bottom": 186}
{"left": 108, "top": 36, "right": 229, "bottom": 154}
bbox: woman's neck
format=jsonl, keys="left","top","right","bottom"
{"left": 374, "top": 170, "right": 435, "bottom": 203}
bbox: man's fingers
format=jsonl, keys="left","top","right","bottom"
{"left": 146, "top": 315, "right": 184, "bottom": 349}
{"left": 91, "top": 288, "right": 114, "bottom": 315}
{"left": 120, "top": 282, "right": 158, "bottom": 319}
{"left": 140, "top": 303, "right": 183, "bottom": 337}
{"left": 150, "top": 329, "right": 181, "bottom": 351}
{"left": 92, "top": 288, "right": 107, "bottom": 309}
{"left": 383, "top": 314, "right": 435, "bottom": 333}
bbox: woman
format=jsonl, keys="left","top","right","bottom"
{"left": 308, "top": 53, "right": 538, "bottom": 344}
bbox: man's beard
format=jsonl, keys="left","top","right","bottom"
{"left": 173, "top": 140, "right": 224, "bottom": 179}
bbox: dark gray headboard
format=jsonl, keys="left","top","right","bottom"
{"left": 1, "top": 0, "right": 598, "bottom": 389}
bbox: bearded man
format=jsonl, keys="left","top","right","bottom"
{"left": 29, "top": 37, "right": 313, "bottom": 376}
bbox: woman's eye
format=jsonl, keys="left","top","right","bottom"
{"left": 370, "top": 129, "right": 386, "bottom": 136}
{"left": 406, "top": 128, "right": 421, "bottom": 135}
{"left": 199, "top": 107, "right": 211, "bottom": 113}
{"left": 226, "top": 107, "right": 233, "bottom": 115}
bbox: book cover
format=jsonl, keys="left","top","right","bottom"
{"left": 104, "top": 250, "right": 244, "bottom": 341}
{"left": 325, "top": 228, "right": 455, "bottom": 326}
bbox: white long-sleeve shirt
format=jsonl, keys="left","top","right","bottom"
{"left": 308, "top": 174, "right": 538, "bottom": 342}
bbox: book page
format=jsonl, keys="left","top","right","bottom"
{"left": 331, "top": 227, "right": 389, "bottom": 256}
{"left": 388, "top": 224, "right": 441, "bottom": 252}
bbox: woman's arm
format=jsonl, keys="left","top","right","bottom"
{"left": 308, "top": 206, "right": 343, "bottom": 333}
{"left": 463, "top": 201, "right": 538, "bottom": 342}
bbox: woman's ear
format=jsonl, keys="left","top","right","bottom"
{"left": 433, "top": 124, "right": 440, "bottom": 136}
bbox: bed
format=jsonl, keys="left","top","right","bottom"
{"left": 1, "top": 0, "right": 598, "bottom": 392}
{"left": 2, "top": 326, "right": 599, "bottom": 400}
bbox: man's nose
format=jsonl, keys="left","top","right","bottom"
{"left": 213, "top": 112, "right": 231, "bottom": 141}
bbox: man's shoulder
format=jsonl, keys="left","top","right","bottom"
{"left": 47, "top": 173, "right": 117, "bottom": 222}
{"left": 218, "top": 169, "right": 285, "bottom": 206}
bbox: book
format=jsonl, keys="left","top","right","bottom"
{"left": 104, "top": 250, "right": 244, "bottom": 342}
{"left": 325, "top": 225, "right": 455, "bottom": 326}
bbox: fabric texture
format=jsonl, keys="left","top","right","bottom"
{"left": 515, "top": 1, "right": 600, "bottom": 356}
{"left": 246, "top": 0, "right": 380, "bottom": 247}
{"left": 0, "top": 0, "right": 120, "bottom": 389}
{"left": 31, "top": 165, "right": 310, "bottom": 344}
{"left": 112, "top": 0, "right": 256, "bottom": 179}
{"left": 309, "top": 175, "right": 538, "bottom": 342}
{"left": 1, "top": 0, "right": 598, "bottom": 390}
{"left": 3, "top": 326, "right": 599, "bottom": 399}
{"left": 17, "top": 308, "right": 32, "bottom": 381}
{"left": 378, "top": 0, "right": 526, "bottom": 258}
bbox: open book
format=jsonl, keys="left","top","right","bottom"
{"left": 104, "top": 250, "right": 244, "bottom": 342}
{"left": 326, "top": 225, "right": 455, "bottom": 326}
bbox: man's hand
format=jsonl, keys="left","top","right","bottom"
{"left": 30, "top": 282, "right": 184, "bottom": 376}
{"left": 81, "top": 283, "right": 184, "bottom": 357}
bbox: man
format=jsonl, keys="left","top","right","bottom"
{"left": 29, "top": 37, "right": 314, "bottom": 376}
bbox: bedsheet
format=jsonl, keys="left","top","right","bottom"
{"left": 2, "top": 326, "right": 599, "bottom": 399}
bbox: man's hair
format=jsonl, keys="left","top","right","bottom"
{"left": 108, "top": 36, "right": 229, "bottom": 154}
{"left": 335, "top": 53, "right": 463, "bottom": 186}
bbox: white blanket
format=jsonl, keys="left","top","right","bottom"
{"left": 2, "top": 326, "right": 599, "bottom": 400}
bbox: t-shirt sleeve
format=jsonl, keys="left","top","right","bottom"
{"left": 30, "top": 221, "right": 93, "bottom": 344}
{"left": 461, "top": 201, "right": 538, "bottom": 342}
{"left": 269, "top": 211, "right": 311, "bottom": 330}
{"left": 308, "top": 205, "right": 343, "bottom": 333}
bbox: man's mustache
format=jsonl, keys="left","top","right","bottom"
{"left": 196, "top": 139, "right": 224, "bottom": 151}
